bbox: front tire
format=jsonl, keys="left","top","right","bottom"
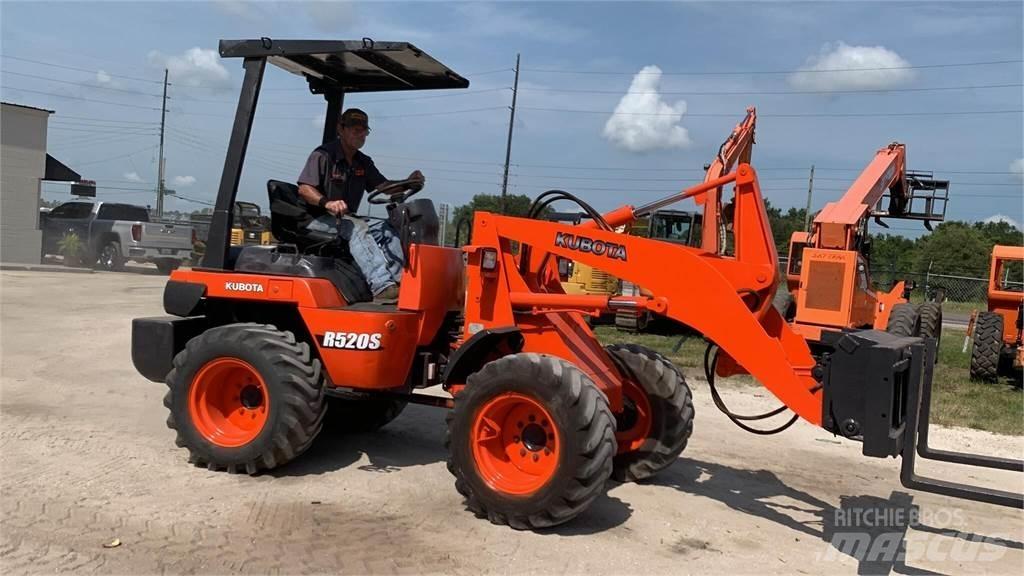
{"left": 605, "top": 344, "right": 694, "bottom": 482}
{"left": 446, "top": 353, "right": 616, "bottom": 530}
{"left": 970, "top": 312, "right": 1004, "bottom": 382}
{"left": 164, "top": 323, "right": 325, "bottom": 473}
{"left": 916, "top": 301, "right": 943, "bottom": 363}
{"left": 886, "top": 302, "right": 920, "bottom": 337}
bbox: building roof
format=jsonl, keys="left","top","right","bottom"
{"left": 1, "top": 101, "right": 55, "bottom": 114}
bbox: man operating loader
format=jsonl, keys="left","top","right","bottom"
{"left": 297, "top": 108, "right": 424, "bottom": 303}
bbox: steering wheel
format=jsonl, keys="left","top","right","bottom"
{"left": 367, "top": 178, "right": 424, "bottom": 205}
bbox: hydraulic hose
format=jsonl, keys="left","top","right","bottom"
{"left": 703, "top": 343, "right": 798, "bottom": 435}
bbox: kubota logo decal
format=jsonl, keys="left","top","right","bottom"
{"left": 224, "top": 281, "right": 264, "bottom": 293}
{"left": 554, "top": 232, "right": 628, "bottom": 261}
{"left": 320, "top": 331, "right": 383, "bottom": 350}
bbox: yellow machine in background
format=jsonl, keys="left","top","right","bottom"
{"left": 616, "top": 210, "right": 702, "bottom": 331}
{"left": 231, "top": 201, "right": 273, "bottom": 246}
{"left": 546, "top": 212, "right": 621, "bottom": 299}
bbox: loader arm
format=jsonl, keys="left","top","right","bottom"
{"left": 581, "top": 107, "right": 757, "bottom": 245}
{"left": 464, "top": 165, "right": 823, "bottom": 425}
{"left": 696, "top": 106, "right": 757, "bottom": 254}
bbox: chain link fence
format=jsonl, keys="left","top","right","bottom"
{"left": 776, "top": 257, "right": 1019, "bottom": 315}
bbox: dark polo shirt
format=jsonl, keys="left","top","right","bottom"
{"left": 297, "top": 139, "right": 386, "bottom": 216}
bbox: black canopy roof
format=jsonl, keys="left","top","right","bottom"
{"left": 218, "top": 38, "right": 469, "bottom": 93}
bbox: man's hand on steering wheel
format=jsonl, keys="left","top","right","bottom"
{"left": 367, "top": 170, "right": 427, "bottom": 205}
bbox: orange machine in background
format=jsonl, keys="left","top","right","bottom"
{"left": 783, "top": 143, "right": 950, "bottom": 343}
{"left": 969, "top": 245, "right": 1024, "bottom": 381}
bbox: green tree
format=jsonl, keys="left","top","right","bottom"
{"left": 445, "top": 193, "right": 542, "bottom": 245}
{"left": 763, "top": 199, "right": 809, "bottom": 256}
{"left": 913, "top": 222, "right": 989, "bottom": 275}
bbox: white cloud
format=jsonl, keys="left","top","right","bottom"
{"left": 122, "top": 172, "right": 143, "bottom": 183}
{"left": 94, "top": 70, "right": 122, "bottom": 89}
{"left": 984, "top": 214, "right": 1021, "bottom": 230}
{"left": 313, "top": 113, "right": 326, "bottom": 130}
{"left": 148, "top": 48, "right": 232, "bottom": 91}
{"left": 172, "top": 175, "right": 196, "bottom": 187}
{"left": 788, "top": 42, "right": 915, "bottom": 91}
{"left": 603, "top": 66, "right": 691, "bottom": 153}
{"left": 1011, "top": 158, "right": 1024, "bottom": 182}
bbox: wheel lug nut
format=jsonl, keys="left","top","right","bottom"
{"left": 520, "top": 449, "right": 526, "bottom": 457}
{"left": 517, "top": 421, "right": 524, "bottom": 429}
{"left": 544, "top": 448, "right": 551, "bottom": 455}
{"left": 528, "top": 415, "right": 536, "bottom": 423}
{"left": 542, "top": 419, "right": 549, "bottom": 428}
{"left": 513, "top": 436, "right": 520, "bottom": 443}
{"left": 532, "top": 454, "right": 539, "bottom": 462}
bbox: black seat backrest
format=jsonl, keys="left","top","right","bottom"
{"left": 387, "top": 198, "right": 440, "bottom": 248}
{"left": 267, "top": 180, "right": 312, "bottom": 245}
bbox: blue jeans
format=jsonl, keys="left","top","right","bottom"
{"left": 305, "top": 215, "right": 403, "bottom": 294}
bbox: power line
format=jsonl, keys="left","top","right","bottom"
{"left": 1, "top": 70, "right": 164, "bottom": 97}
{"left": 1, "top": 86, "right": 163, "bottom": 110}
{"left": 52, "top": 114, "right": 160, "bottom": 125}
{"left": 0, "top": 55, "right": 165, "bottom": 84}
{"left": 49, "top": 126, "right": 159, "bottom": 135}
{"left": 168, "top": 106, "right": 506, "bottom": 120}
{"left": 520, "top": 106, "right": 1024, "bottom": 118}
{"left": 519, "top": 83, "right": 1024, "bottom": 97}
{"left": 174, "top": 87, "right": 509, "bottom": 105}
{"left": 521, "top": 58, "right": 1024, "bottom": 76}
{"left": 70, "top": 145, "right": 160, "bottom": 167}
{"left": 373, "top": 153, "right": 1019, "bottom": 176}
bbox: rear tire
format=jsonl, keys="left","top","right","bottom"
{"left": 916, "top": 301, "right": 943, "bottom": 363}
{"left": 970, "top": 312, "right": 1004, "bottom": 382}
{"left": 325, "top": 395, "right": 407, "bottom": 433}
{"left": 772, "top": 288, "right": 796, "bottom": 322}
{"left": 95, "top": 241, "right": 124, "bottom": 271}
{"left": 156, "top": 260, "right": 180, "bottom": 275}
{"left": 605, "top": 344, "right": 694, "bottom": 482}
{"left": 886, "top": 302, "right": 920, "bottom": 337}
{"left": 446, "top": 353, "right": 616, "bottom": 530}
{"left": 164, "top": 323, "right": 325, "bottom": 473}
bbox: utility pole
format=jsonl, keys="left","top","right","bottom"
{"left": 156, "top": 68, "right": 168, "bottom": 219}
{"left": 500, "top": 54, "right": 520, "bottom": 215}
{"left": 804, "top": 164, "right": 815, "bottom": 232}
{"left": 438, "top": 202, "right": 449, "bottom": 246}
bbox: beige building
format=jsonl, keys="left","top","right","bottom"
{"left": 0, "top": 102, "right": 79, "bottom": 264}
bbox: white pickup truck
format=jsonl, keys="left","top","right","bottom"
{"left": 40, "top": 201, "right": 194, "bottom": 274}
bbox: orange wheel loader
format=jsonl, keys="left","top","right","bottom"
{"left": 132, "top": 39, "right": 1022, "bottom": 531}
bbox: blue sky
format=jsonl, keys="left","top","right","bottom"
{"left": 2, "top": 1, "right": 1022, "bottom": 236}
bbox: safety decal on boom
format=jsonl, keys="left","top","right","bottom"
{"left": 319, "top": 332, "right": 383, "bottom": 351}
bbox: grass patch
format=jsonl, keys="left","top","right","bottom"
{"left": 593, "top": 325, "right": 1022, "bottom": 436}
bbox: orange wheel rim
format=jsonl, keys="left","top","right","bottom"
{"left": 615, "top": 380, "right": 652, "bottom": 454}
{"left": 188, "top": 358, "right": 269, "bottom": 447}
{"left": 471, "top": 393, "right": 560, "bottom": 496}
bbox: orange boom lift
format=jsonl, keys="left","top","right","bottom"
{"left": 782, "top": 143, "right": 949, "bottom": 344}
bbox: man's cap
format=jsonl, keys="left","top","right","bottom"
{"left": 340, "top": 108, "right": 369, "bottom": 129}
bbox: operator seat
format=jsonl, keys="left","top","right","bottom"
{"left": 231, "top": 180, "right": 373, "bottom": 304}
